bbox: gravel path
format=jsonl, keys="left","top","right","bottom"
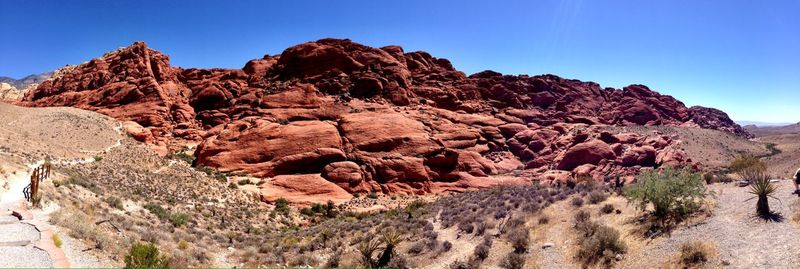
{"left": 0, "top": 222, "right": 40, "bottom": 246}
{"left": 621, "top": 180, "right": 800, "bottom": 268}
{"left": 0, "top": 211, "right": 53, "bottom": 268}
{"left": 0, "top": 245, "right": 52, "bottom": 268}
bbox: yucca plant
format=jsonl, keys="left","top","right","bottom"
{"left": 745, "top": 171, "right": 779, "bottom": 218}
{"left": 377, "top": 229, "right": 404, "bottom": 267}
{"left": 358, "top": 237, "right": 382, "bottom": 268}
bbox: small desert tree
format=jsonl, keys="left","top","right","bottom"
{"left": 624, "top": 167, "right": 707, "bottom": 221}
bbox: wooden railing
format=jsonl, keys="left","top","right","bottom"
{"left": 23, "top": 163, "right": 51, "bottom": 202}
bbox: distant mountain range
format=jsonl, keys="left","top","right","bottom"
{"left": 0, "top": 72, "right": 53, "bottom": 90}
{"left": 744, "top": 122, "right": 800, "bottom": 137}
{"left": 736, "top": 120, "right": 796, "bottom": 127}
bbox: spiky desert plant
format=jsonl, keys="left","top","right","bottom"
{"left": 746, "top": 171, "right": 779, "bottom": 218}
{"left": 358, "top": 238, "right": 382, "bottom": 268}
{"left": 377, "top": 229, "right": 404, "bottom": 267}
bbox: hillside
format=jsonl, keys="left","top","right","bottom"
{"left": 16, "top": 39, "right": 752, "bottom": 199}
{"left": 745, "top": 123, "right": 800, "bottom": 137}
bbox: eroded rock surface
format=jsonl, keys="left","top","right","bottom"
{"left": 19, "top": 38, "right": 751, "bottom": 199}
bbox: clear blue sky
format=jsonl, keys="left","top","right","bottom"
{"left": 1, "top": 1, "right": 798, "bottom": 123}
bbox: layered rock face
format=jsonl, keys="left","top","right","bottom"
{"left": 21, "top": 38, "right": 750, "bottom": 196}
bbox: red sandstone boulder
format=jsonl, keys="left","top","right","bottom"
{"left": 621, "top": 146, "right": 657, "bottom": 167}
{"left": 557, "top": 139, "right": 616, "bottom": 171}
{"left": 259, "top": 174, "right": 353, "bottom": 205}
{"left": 195, "top": 120, "right": 343, "bottom": 177}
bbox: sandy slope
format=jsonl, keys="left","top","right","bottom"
{"left": 0, "top": 102, "right": 122, "bottom": 162}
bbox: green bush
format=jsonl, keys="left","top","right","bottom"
{"left": 143, "top": 203, "right": 169, "bottom": 220}
{"left": 274, "top": 198, "right": 290, "bottom": 215}
{"left": 624, "top": 167, "right": 707, "bottom": 219}
{"left": 168, "top": 213, "right": 190, "bottom": 227}
{"left": 124, "top": 242, "right": 170, "bottom": 269}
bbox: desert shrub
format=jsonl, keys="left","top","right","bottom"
{"left": 574, "top": 210, "right": 591, "bottom": 224}
{"left": 508, "top": 228, "right": 529, "bottom": 253}
{"left": 31, "top": 193, "right": 43, "bottom": 208}
{"left": 500, "top": 252, "right": 525, "bottom": 269}
{"left": 405, "top": 199, "right": 427, "bottom": 215}
{"left": 227, "top": 182, "right": 237, "bottom": 189}
{"left": 273, "top": 198, "right": 290, "bottom": 215}
{"left": 367, "top": 192, "right": 379, "bottom": 199}
{"left": 575, "top": 223, "right": 626, "bottom": 266}
{"left": 458, "top": 221, "right": 475, "bottom": 234}
{"left": 169, "top": 213, "right": 190, "bottom": 227}
{"left": 475, "top": 221, "right": 487, "bottom": 236}
{"left": 538, "top": 215, "right": 550, "bottom": 224}
{"left": 449, "top": 259, "right": 479, "bottom": 269}
{"left": 52, "top": 233, "right": 62, "bottom": 248}
{"left": 599, "top": 204, "right": 615, "bottom": 214}
{"left": 144, "top": 203, "right": 169, "bottom": 220}
{"left": 473, "top": 238, "right": 492, "bottom": 260}
{"left": 50, "top": 209, "right": 115, "bottom": 251}
{"left": 624, "top": 167, "right": 707, "bottom": 219}
{"left": 588, "top": 190, "right": 608, "bottom": 204}
{"left": 571, "top": 197, "right": 585, "bottom": 207}
{"left": 441, "top": 240, "right": 453, "bottom": 252}
{"left": 166, "top": 150, "right": 195, "bottom": 164}
{"left": 765, "top": 143, "right": 782, "bottom": 156}
{"left": 124, "top": 242, "right": 170, "bottom": 269}
{"left": 290, "top": 254, "right": 316, "bottom": 267}
{"left": 299, "top": 207, "right": 314, "bottom": 216}
{"left": 679, "top": 241, "right": 712, "bottom": 266}
{"left": 106, "top": 196, "right": 123, "bottom": 209}
{"left": 387, "top": 254, "right": 408, "bottom": 269}
{"left": 59, "top": 176, "right": 98, "bottom": 192}
{"left": 324, "top": 250, "right": 342, "bottom": 268}
{"left": 730, "top": 155, "right": 766, "bottom": 175}
{"left": 408, "top": 241, "right": 425, "bottom": 254}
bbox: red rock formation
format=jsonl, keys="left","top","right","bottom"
{"left": 20, "top": 38, "right": 752, "bottom": 200}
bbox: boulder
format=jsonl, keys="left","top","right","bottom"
{"left": 259, "top": 174, "right": 353, "bottom": 205}
{"left": 557, "top": 139, "right": 615, "bottom": 171}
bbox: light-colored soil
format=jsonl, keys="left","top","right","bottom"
{"left": 0, "top": 102, "right": 122, "bottom": 162}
